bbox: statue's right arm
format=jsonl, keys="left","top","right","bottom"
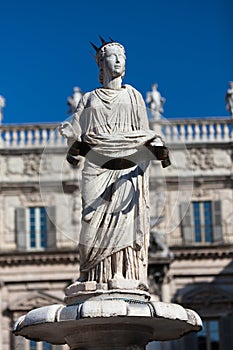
{"left": 59, "top": 95, "right": 86, "bottom": 145}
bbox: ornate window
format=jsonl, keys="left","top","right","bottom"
{"left": 15, "top": 207, "right": 56, "bottom": 251}
{"left": 180, "top": 201, "right": 222, "bottom": 245}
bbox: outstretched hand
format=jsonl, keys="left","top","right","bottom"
{"left": 58, "top": 122, "right": 76, "bottom": 139}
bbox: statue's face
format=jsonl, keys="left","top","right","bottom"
{"left": 103, "top": 45, "right": 125, "bottom": 78}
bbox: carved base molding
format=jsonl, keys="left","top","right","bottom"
{"left": 13, "top": 291, "right": 202, "bottom": 349}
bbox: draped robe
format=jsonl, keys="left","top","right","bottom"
{"left": 72, "top": 84, "right": 156, "bottom": 284}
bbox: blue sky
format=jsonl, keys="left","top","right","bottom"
{"left": 0, "top": 0, "right": 232, "bottom": 124}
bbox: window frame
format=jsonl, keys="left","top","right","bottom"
{"left": 15, "top": 206, "right": 56, "bottom": 252}
{"left": 192, "top": 201, "right": 213, "bottom": 243}
{"left": 26, "top": 207, "right": 48, "bottom": 251}
{"left": 180, "top": 200, "right": 223, "bottom": 246}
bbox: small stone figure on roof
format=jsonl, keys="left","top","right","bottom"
{"left": 67, "top": 86, "right": 83, "bottom": 114}
{"left": 225, "top": 81, "right": 233, "bottom": 117}
{"left": 0, "top": 95, "right": 6, "bottom": 125}
{"left": 146, "top": 83, "right": 166, "bottom": 120}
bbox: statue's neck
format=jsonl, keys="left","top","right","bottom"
{"left": 103, "top": 75, "right": 122, "bottom": 90}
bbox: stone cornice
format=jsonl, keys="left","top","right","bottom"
{"left": 1, "top": 246, "right": 232, "bottom": 267}
{"left": 171, "top": 245, "right": 233, "bottom": 260}
{"left": 0, "top": 249, "right": 79, "bottom": 267}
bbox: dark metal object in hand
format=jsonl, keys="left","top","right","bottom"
{"left": 66, "top": 141, "right": 171, "bottom": 169}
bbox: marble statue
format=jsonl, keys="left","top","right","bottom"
{"left": 67, "top": 86, "right": 83, "bottom": 114}
{"left": 0, "top": 95, "right": 5, "bottom": 125}
{"left": 225, "top": 81, "right": 233, "bottom": 116}
{"left": 59, "top": 37, "right": 170, "bottom": 289}
{"left": 14, "top": 39, "right": 202, "bottom": 349}
{"left": 146, "top": 83, "right": 165, "bottom": 120}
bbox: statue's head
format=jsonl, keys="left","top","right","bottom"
{"left": 91, "top": 37, "right": 126, "bottom": 84}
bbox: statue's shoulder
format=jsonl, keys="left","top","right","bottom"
{"left": 124, "top": 84, "right": 143, "bottom": 97}
{"left": 79, "top": 90, "right": 96, "bottom": 108}
{"left": 124, "top": 84, "right": 138, "bottom": 93}
{"left": 82, "top": 91, "right": 93, "bottom": 101}
{"left": 124, "top": 84, "right": 145, "bottom": 105}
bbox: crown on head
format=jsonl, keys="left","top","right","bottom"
{"left": 90, "top": 36, "right": 125, "bottom": 65}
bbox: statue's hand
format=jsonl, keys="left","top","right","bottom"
{"left": 149, "top": 137, "right": 164, "bottom": 147}
{"left": 59, "top": 122, "right": 76, "bottom": 139}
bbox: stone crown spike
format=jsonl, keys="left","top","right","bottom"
{"left": 99, "top": 35, "right": 107, "bottom": 45}
{"left": 90, "top": 42, "right": 99, "bottom": 52}
{"left": 90, "top": 36, "right": 117, "bottom": 54}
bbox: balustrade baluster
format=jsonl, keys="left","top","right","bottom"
{"left": 180, "top": 124, "right": 185, "bottom": 142}
{"left": 12, "top": 129, "right": 18, "bottom": 146}
{"left": 19, "top": 129, "right": 25, "bottom": 147}
{"left": 215, "top": 123, "right": 222, "bottom": 141}
{"left": 48, "top": 128, "right": 55, "bottom": 146}
{"left": 27, "top": 129, "right": 33, "bottom": 146}
{"left": 187, "top": 124, "right": 193, "bottom": 142}
{"left": 209, "top": 123, "right": 215, "bottom": 141}
{"left": 172, "top": 123, "right": 179, "bottom": 142}
{"left": 41, "top": 129, "right": 48, "bottom": 145}
{"left": 223, "top": 123, "right": 229, "bottom": 141}
{"left": 202, "top": 123, "right": 208, "bottom": 142}
{"left": 34, "top": 128, "right": 40, "bottom": 146}
{"left": 194, "top": 123, "right": 200, "bottom": 142}
{"left": 5, "top": 130, "right": 11, "bottom": 147}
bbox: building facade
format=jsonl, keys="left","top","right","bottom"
{"left": 0, "top": 116, "right": 232, "bottom": 350}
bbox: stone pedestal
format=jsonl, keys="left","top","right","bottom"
{"left": 13, "top": 285, "right": 202, "bottom": 350}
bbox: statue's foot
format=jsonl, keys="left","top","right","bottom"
{"left": 77, "top": 272, "right": 88, "bottom": 283}
{"left": 112, "top": 273, "right": 124, "bottom": 280}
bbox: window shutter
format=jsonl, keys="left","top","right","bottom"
{"left": 220, "top": 312, "right": 233, "bottom": 350}
{"left": 15, "top": 208, "right": 27, "bottom": 251}
{"left": 212, "top": 201, "right": 223, "bottom": 243}
{"left": 180, "top": 203, "right": 193, "bottom": 245}
{"left": 46, "top": 206, "right": 56, "bottom": 249}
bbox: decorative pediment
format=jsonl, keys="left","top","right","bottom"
{"left": 176, "top": 285, "right": 233, "bottom": 307}
{"left": 8, "top": 291, "right": 63, "bottom": 312}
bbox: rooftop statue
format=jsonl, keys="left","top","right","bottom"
{"left": 59, "top": 37, "right": 170, "bottom": 290}
{"left": 67, "top": 86, "right": 83, "bottom": 114}
{"left": 146, "top": 83, "right": 166, "bottom": 120}
{"left": 225, "top": 81, "right": 233, "bottom": 117}
{"left": 0, "top": 95, "right": 5, "bottom": 125}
